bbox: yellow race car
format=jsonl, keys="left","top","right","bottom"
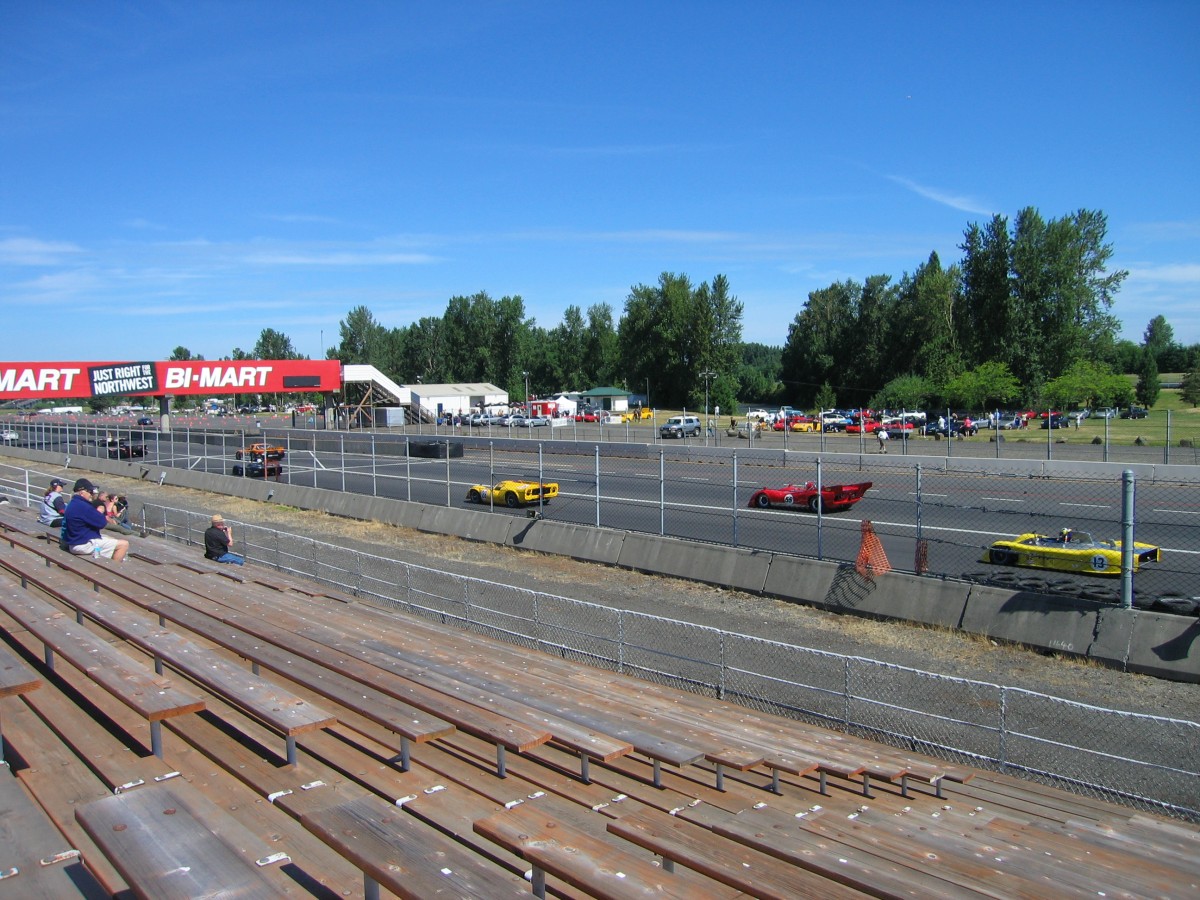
{"left": 466, "top": 479, "right": 559, "bottom": 508}
{"left": 982, "top": 529, "right": 1161, "bottom": 577}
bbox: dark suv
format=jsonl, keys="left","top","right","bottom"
{"left": 1120, "top": 407, "right": 1148, "bottom": 419}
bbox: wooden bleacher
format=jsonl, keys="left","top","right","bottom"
{"left": 0, "top": 501, "right": 1198, "bottom": 899}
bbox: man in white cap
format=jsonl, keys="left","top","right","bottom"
{"left": 63, "top": 478, "right": 128, "bottom": 561}
{"left": 204, "top": 513, "right": 244, "bottom": 565}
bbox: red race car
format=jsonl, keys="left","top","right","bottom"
{"left": 747, "top": 481, "right": 872, "bottom": 513}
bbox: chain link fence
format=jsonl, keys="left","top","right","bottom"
{"left": 128, "top": 500, "right": 1200, "bottom": 822}
{"left": 7, "top": 420, "right": 1200, "bottom": 608}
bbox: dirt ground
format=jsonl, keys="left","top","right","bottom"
{"left": 16, "top": 459, "right": 1199, "bottom": 722}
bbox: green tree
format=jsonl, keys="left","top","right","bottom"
{"left": 169, "top": 346, "right": 201, "bottom": 361}
{"left": 944, "top": 362, "right": 1020, "bottom": 410}
{"left": 814, "top": 381, "right": 837, "bottom": 412}
{"left": 619, "top": 272, "right": 742, "bottom": 408}
{"left": 252, "top": 328, "right": 299, "bottom": 360}
{"left": 780, "top": 280, "right": 857, "bottom": 407}
{"left": 1043, "top": 360, "right": 1125, "bottom": 410}
{"left": 1135, "top": 349, "right": 1160, "bottom": 409}
{"left": 549, "top": 305, "right": 587, "bottom": 390}
{"left": 869, "top": 374, "right": 936, "bottom": 412}
{"left": 1179, "top": 366, "right": 1200, "bottom": 407}
{"left": 398, "top": 317, "right": 447, "bottom": 383}
{"left": 583, "top": 303, "right": 620, "bottom": 387}
{"left": 335, "top": 306, "right": 386, "bottom": 365}
{"left": 892, "top": 253, "right": 963, "bottom": 393}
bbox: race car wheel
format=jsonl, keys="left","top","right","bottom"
{"left": 755, "top": 493, "right": 771, "bottom": 508}
{"left": 468, "top": 489, "right": 481, "bottom": 503}
{"left": 989, "top": 548, "right": 1018, "bottom": 565}
{"left": 504, "top": 492, "right": 519, "bottom": 508}
{"left": 235, "top": 450, "right": 243, "bottom": 460}
{"left": 807, "top": 496, "right": 822, "bottom": 513}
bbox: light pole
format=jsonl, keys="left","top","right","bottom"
{"left": 700, "top": 370, "right": 716, "bottom": 446}
{"left": 522, "top": 371, "right": 530, "bottom": 427}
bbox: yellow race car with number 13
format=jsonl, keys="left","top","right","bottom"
{"left": 982, "top": 529, "right": 1161, "bottom": 577}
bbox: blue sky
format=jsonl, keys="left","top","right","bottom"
{"left": 2, "top": 2, "right": 1197, "bottom": 363}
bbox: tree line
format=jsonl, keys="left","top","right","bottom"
{"left": 166, "top": 206, "right": 1200, "bottom": 414}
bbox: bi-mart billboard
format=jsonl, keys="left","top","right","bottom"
{"left": 0, "top": 360, "right": 342, "bottom": 400}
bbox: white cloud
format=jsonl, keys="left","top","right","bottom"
{"left": 243, "top": 251, "right": 439, "bottom": 266}
{"left": 1126, "top": 263, "right": 1200, "bottom": 284}
{"left": 0, "top": 237, "right": 85, "bottom": 265}
{"left": 886, "top": 175, "right": 994, "bottom": 216}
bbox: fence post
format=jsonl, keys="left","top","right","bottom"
{"left": 446, "top": 442, "right": 452, "bottom": 507}
{"left": 843, "top": 658, "right": 851, "bottom": 727}
{"left": 594, "top": 445, "right": 601, "bottom": 527}
{"left": 999, "top": 688, "right": 1008, "bottom": 771}
{"left": 718, "top": 632, "right": 726, "bottom": 701}
{"left": 815, "top": 457, "right": 824, "bottom": 560}
{"left": 340, "top": 434, "right": 346, "bottom": 493}
{"left": 1165, "top": 410, "right": 1171, "bottom": 465}
{"left": 617, "top": 609, "right": 625, "bottom": 675}
{"left": 732, "top": 452, "right": 739, "bottom": 548}
{"left": 1121, "top": 469, "right": 1135, "bottom": 609}
{"left": 659, "top": 449, "right": 665, "bottom": 536}
{"left": 405, "top": 437, "right": 411, "bottom": 502}
{"left": 371, "top": 432, "right": 377, "bottom": 497}
{"left": 915, "top": 462, "right": 923, "bottom": 547}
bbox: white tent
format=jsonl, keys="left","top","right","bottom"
{"left": 551, "top": 393, "right": 578, "bottom": 416}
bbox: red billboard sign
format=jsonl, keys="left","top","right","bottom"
{"left": 0, "top": 360, "right": 342, "bottom": 400}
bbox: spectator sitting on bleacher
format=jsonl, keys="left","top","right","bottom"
{"left": 38, "top": 478, "right": 68, "bottom": 527}
{"left": 98, "top": 491, "right": 134, "bottom": 536}
{"left": 204, "top": 514, "right": 244, "bottom": 566}
{"left": 64, "top": 478, "right": 128, "bottom": 562}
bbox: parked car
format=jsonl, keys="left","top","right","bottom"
{"left": 136, "top": 416, "right": 154, "bottom": 426}
{"left": 819, "top": 411, "right": 852, "bottom": 432}
{"left": 574, "top": 409, "right": 599, "bottom": 423}
{"left": 465, "top": 479, "right": 559, "bottom": 507}
{"left": 1040, "top": 413, "right": 1071, "bottom": 429}
{"left": 982, "top": 528, "right": 1161, "bottom": 577}
{"left": 747, "top": 480, "right": 872, "bottom": 514}
{"left": 1093, "top": 408, "right": 1119, "bottom": 420}
{"left": 774, "top": 415, "right": 819, "bottom": 433}
{"left": 1, "top": 428, "right": 18, "bottom": 445}
{"left": 1120, "top": 407, "right": 1148, "bottom": 419}
{"left": 235, "top": 442, "right": 286, "bottom": 460}
{"left": 660, "top": 415, "right": 701, "bottom": 438}
{"left": 509, "top": 414, "right": 549, "bottom": 427}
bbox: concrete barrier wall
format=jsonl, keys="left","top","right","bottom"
{"left": 3, "top": 444, "right": 1196, "bottom": 682}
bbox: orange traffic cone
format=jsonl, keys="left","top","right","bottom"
{"left": 856, "top": 520, "right": 891, "bottom": 580}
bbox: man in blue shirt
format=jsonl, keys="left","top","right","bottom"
{"left": 63, "top": 478, "right": 129, "bottom": 562}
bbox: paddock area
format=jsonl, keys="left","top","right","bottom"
{"left": 0, "top": 502, "right": 1196, "bottom": 898}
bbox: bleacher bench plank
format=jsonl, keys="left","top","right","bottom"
{"left": 475, "top": 802, "right": 730, "bottom": 900}
{"left": 607, "top": 806, "right": 870, "bottom": 899}
{"left": 0, "top": 765, "right": 106, "bottom": 899}
{"left": 0, "top": 578, "right": 205, "bottom": 724}
{"left": 0, "top": 639, "right": 41, "bottom": 699}
{"left": 2, "top": 556, "right": 337, "bottom": 741}
{"left": 301, "top": 794, "right": 530, "bottom": 899}
{"left": 75, "top": 785, "right": 282, "bottom": 900}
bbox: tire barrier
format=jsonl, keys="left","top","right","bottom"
{"left": 963, "top": 571, "right": 1197, "bottom": 616}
